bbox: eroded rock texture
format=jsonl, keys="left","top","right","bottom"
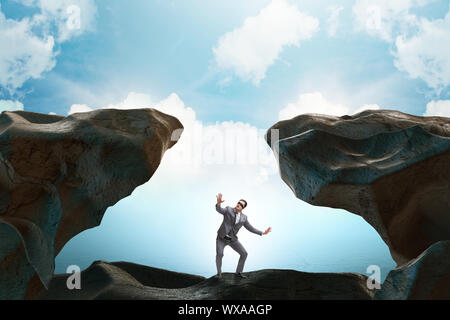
{"left": 374, "top": 240, "right": 450, "bottom": 299}
{"left": 266, "top": 110, "right": 450, "bottom": 266}
{"left": 44, "top": 261, "right": 375, "bottom": 300}
{"left": 0, "top": 109, "right": 183, "bottom": 299}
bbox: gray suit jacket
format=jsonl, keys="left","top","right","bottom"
{"left": 215, "top": 204, "right": 262, "bottom": 241}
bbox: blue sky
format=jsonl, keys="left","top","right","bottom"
{"left": 1, "top": 0, "right": 450, "bottom": 281}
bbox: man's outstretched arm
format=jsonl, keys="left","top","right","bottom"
{"left": 244, "top": 220, "right": 272, "bottom": 236}
{"left": 215, "top": 193, "right": 226, "bottom": 215}
{"left": 244, "top": 219, "right": 263, "bottom": 236}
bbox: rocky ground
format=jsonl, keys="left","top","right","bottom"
{"left": 43, "top": 261, "right": 375, "bottom": 300}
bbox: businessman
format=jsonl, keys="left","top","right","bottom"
{"left": 215, "top": 193, "right": 271, "bottom": 279}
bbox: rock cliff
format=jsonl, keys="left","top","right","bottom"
{"left": 266, "top": 110, "right": 450, "bottom": 266}
{"left": 374, "top": 240, "right": 450, "bottom": 299}
{"left": 0, "top": 109, "right": 183, "bottom": 299}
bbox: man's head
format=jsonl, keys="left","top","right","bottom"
{"left": 235, "top": 199, "right": 247, "bottom": 213}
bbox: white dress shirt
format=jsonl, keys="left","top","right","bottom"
{"left": 233, "top": 208, "right": 241, "bottom": 224}
{"left": 235, "top": 212, "right": 241, "bottom": 224}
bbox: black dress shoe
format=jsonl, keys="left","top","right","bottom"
{"left": 235, "top": 272, "right": 248, "bottom": 279}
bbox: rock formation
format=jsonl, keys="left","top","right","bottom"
{"left": 265, "top": 110, "right": 450, "bottom": 266}
{"left": 0, "top": 109, "right": 183, "bottom": 299}
{"left": 44, "top": 260, "right": 375, "bottom": 300}
{"left": 374, "top": 240, "right": 450, "bottom": 299}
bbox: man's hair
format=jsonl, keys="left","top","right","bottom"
{"left": 239, "top": 199, "right": 247, "bottom": 208}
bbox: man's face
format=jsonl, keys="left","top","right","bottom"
{"left": 235, "top": 200, "right": 246, "bottom": 213}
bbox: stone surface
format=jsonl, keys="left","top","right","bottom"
{"left": 0, "top": 109, "right": 183, "bottom": 299}
{"left": 266, "top": 110, "right": 450, "bottom": 265}
{"left": 374, "top": 240, "right": 450, "bottom": 299}
{"left": 44, "top": 260, "right": 375, "bottom": 300}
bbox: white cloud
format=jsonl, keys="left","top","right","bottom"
{"left": 68, "top": 92, "right": 279, "bottom": 186}
{"left": 0, "top": 1, "right": 96, "bottom": 94}
{"left": 68, "top": 103, "right": 93, "bottom": 115}
{"left": 394, "top": 9, "right": 450, "bottom": 93}
{"left": 278, "top": 92, "right": 380, "bottom": 120}
{"left": 353, "top": 0, "right": 450, "bottom": 92}
{"left": 353, "top": 104, "right": 382, "bottom": 114}
{"left": 327, "top": 5, "right": 343, "bottom": 37}
{"left": 0, "top": 7, "right": 56, "bottom": 93}
{"left": 103, "top": 92, "right": 153, "bottom": 110}
{"left": 15, "top": 0, "right": 97, "bottom": 42}
{"left": 213, "top": 0, "right": 319, "bottom": 85}
{"left": 424, "top": 100, "right": 450, "bottom": 117}
{"left": 352, "top": 0, "right": 433, "bottom": 42}
{"left": 0, "top": 99, "right": 25, "bottom": 112}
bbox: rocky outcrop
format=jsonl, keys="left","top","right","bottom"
{"left": 374, "top": 240, "right": 450, "bottom": 299}
{"left": 266, "top": 110, "right": 450, "bottom": 266}
{"left": 0, "top": 109, "right": 183, "bottom": 299}
{"left": 44, "top": 261, "right": 375, "bottom": 300}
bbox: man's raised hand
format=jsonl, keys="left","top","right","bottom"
{"left": 262, "top": 227, "right": 272, "bottom": 235}
{"left": 216, "top": 193, "right": 225, "bottom": 205}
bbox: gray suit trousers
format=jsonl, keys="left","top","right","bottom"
{"left": 216, "top": 238, "right": 248, "bottom": 274}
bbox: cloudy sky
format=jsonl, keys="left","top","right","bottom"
{"left": 1, "top": 0, "right": 449, "bottom": 280}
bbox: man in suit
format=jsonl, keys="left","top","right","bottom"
{"left": 215, "top": 193, "right": 271, "bottom": 279}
